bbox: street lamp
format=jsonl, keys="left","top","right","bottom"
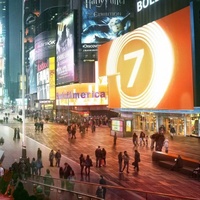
{"left": 21, "top": 0, "right": 26, "bottom": 158}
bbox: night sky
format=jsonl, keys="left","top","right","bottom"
{"left": 8, "top": 0, "right": 22, "bottom": 82}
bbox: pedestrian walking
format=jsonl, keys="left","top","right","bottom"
{"left": 59, "top": 167, "right": 65, "bottom": 188}
{"left": 99, "top": 175, "right": 107, "bottom": 199}
{"left": 34, "top": 121, "right": 39, "bottom": 132}
{"left": 63, "top": 162, "right": 72, "bottom": 179}
{"left": 91, "top": 119, "right": 96, "bottom": 133}
{"left": 71, "top": 123, "right": 77, "bottom": 139}
{"left": 79, "top": 154, "right": 85, "bottom": 175}
{"left": 43, "top": 169, "right": 54, "bottom": 197}
{"left": 170, "top": 126, "right": 176, "bottom": 139}
{"left": 101, "top": 148, "right": 106, "bottom": 166}
{"left": 85, "top": 155, "right": 93, "bottom": 176}
{"left": 11, "top": 159, "right": 19, "bottom": 176}
{"left": 132, "top": 132, "right": 138, "bottom": 147}
{"left": 155, "top": 126, "right": 165, "bottom": 151}
{"left": 13, "top": 128, "right": 17, "bottom": 140}
{"left": 118, "top": 152, "right": 123, "bottom": 172}
{"left": 113, "top": 132, "right": 117, "bottom": 146}
{"left": 67, "top": 124, "right": 72, "bottom": 138}
{"left": 18, "top": 159, "right": 27, "bottom": 180}
{"left": 66, "top": 170, "right": 76, "bottom": 191}
{"left": 55, "top": 150, "right": 62, "bottom": 167}
{"left": 132, "top": 150, "right": 140, "bottom": 172}
{"left": 122, "top": 151, "right": 130, "bottom": 173}
{"left": 37, "top": 148, "right": 42, "bottom": 160}
{"left": 36, "top": 158, "right": 43, "bottom": 176}
{"left": 150, "top": 132, "right": 159, "bottom": 151}
{"left": 30, "top": 158, "right": 37, "bottom": 177}
{"left": 49, "top": 149, "right": 55, "bottom": 167}
{"left": 39, "top": 119, "right": 44, "bottom": 132}
{"left": 95, "top": 146, "right": 102, "bottom": 167}
{"left": 139, "top": 131, "right": 145, "bottom": 146}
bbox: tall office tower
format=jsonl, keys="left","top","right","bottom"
{"left": 0, "top": 0, "right": 7, "bottom": 109}
{"left": 24, "top": 0, "right": 40, "bottom": 108}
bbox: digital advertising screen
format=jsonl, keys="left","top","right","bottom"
{"left": 29, "top": 49, "right": 37, "bottom": 94}
{"left": 35, "top": 30, "right": 56, "bottom": 61}
{"left": 111, "top": 120, "right": 124, "bottom": 132}
{"left": 98, "top": 6, "right": 193, "bottom": 110}
{"left": 56, "top": 83, "right": 108, "bottom": 106}
{"left": 37, "top": 65, "right": 50, "bottom": 100}
{"left": 49, "top": 57, "right": 55, "bottom": 101}
{"left": 56, "top": 12, "right": 75, "bottom": 86}
{"left": 126, "top": 120, "right": 132, "bottom": 132}
{"left": 81, "top": 0, "right": 132, "bottom": 52}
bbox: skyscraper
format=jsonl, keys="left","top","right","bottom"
{"left": 0, "top": 0, "right": 7, "bottom": 108}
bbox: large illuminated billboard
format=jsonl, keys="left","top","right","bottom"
{"left": 81, "top": 0, "right": 132, "bottom": 52}
{"left": 98, "top": 6, "right": 193, "bottom": 110}
{"left": 37, "top": 59, "right": 49, "bottom": 100}
{"left": 29, "top": 49, "right": 37, "bottom": 94}
{"left": 56, "top": 12, "right": 75, "bottom": 86}
{"left": 56, "top": 83, "right": 108, "bottom": 106}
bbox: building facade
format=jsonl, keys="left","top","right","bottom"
{"left": 19, "top": 0, "right": 200, "bottom": 136}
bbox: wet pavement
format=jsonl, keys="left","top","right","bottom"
{"left": 0, "top": 113, "right": 200, "bottom": 199}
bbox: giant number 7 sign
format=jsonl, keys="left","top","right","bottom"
{"left": 98, "top": 6, "right": 193, "bottom": 110}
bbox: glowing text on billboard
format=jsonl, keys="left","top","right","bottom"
{"left": 84, "top": 0, "right": 126, "bottom": 9}
{"left": 137, "top": 0, "right": 160, "bottom": 12}
{"left": 57, "top": 91, "right": 106, "bottom": 99}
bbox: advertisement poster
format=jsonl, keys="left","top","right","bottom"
{"left": 35, "top": 30, "right": 56, "bottom": 61}
{"left": 81, "top": 0, "right": 132, "bottom": 52}
{"left": 56, "top": 13, "right": 75, "bottom": 85}
{"left": 98, "top": 6, "right": 193, "bottom": 110}
{"left": 56, "top": 83, "right": 108, "bottom": 106}
{"left": 37, "top": 66, "right": 49, "bottom": 100}
{"left": 29, "top": 49, "right": 37, "bottom": 94}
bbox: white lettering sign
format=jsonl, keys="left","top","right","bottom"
{"left": 137, "top": 0, "right": 160, "bottom": 12}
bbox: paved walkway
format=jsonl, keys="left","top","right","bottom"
{"left": 0, "top": 113, "right": 200, "bottom": 199}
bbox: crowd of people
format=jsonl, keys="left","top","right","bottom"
{"left": 1, "top": 115, "right": 199, "bottom": 200}
{"left": 132, "top": 125, "right": 169, "bottom": 153}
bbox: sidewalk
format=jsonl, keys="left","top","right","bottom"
{"left": 0, "top": 113, "right": 200, "bottom": 199}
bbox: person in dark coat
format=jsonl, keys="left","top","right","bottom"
{"left": 63, "top": 163, "right": 72, "bottom": 179}
{"left": 99, "top": 175, "right": 107, "bottom": 199}
{"left": 37, "top": 148, "right": 42, "bottom": 160}
{"left": 11, "top": 159, "right": 19, "bottom": 176}
{"left": 95, "top": 146, "right": 102, "bottom": 167}
{"left": 85, "top": 155, "right": 93, "bottom": 176}
{"left": 155, "top": 126, "right": 165, "bottom": 151}
{"left": 132, "top": 132, "right": 138, "bottom": 147}
{"left": 101, "top": 148, "right": 106, "bottom": 166}
{"left": 118, "top": 152, "right": 123, "bottom": 172}
{"left": 79, "top": 154, "right": 85, "bottom": 175}
{"left": 49, "top": 150, "right": 54, "bottom": 167}
{"left": 55, "top": 150, "right": 62, "bottom": 167}
{"left": 13, "top": 181, "right": 29, "bottom": 200}
{"left": 59, "top": 167, "right": 65, "bottom": 188}
{"left": 132, "top": 150, "right": 141, "bottom": 172}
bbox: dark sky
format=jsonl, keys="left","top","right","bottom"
{"left": 8, "top": 0, "right": 22, "bottom": 82}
